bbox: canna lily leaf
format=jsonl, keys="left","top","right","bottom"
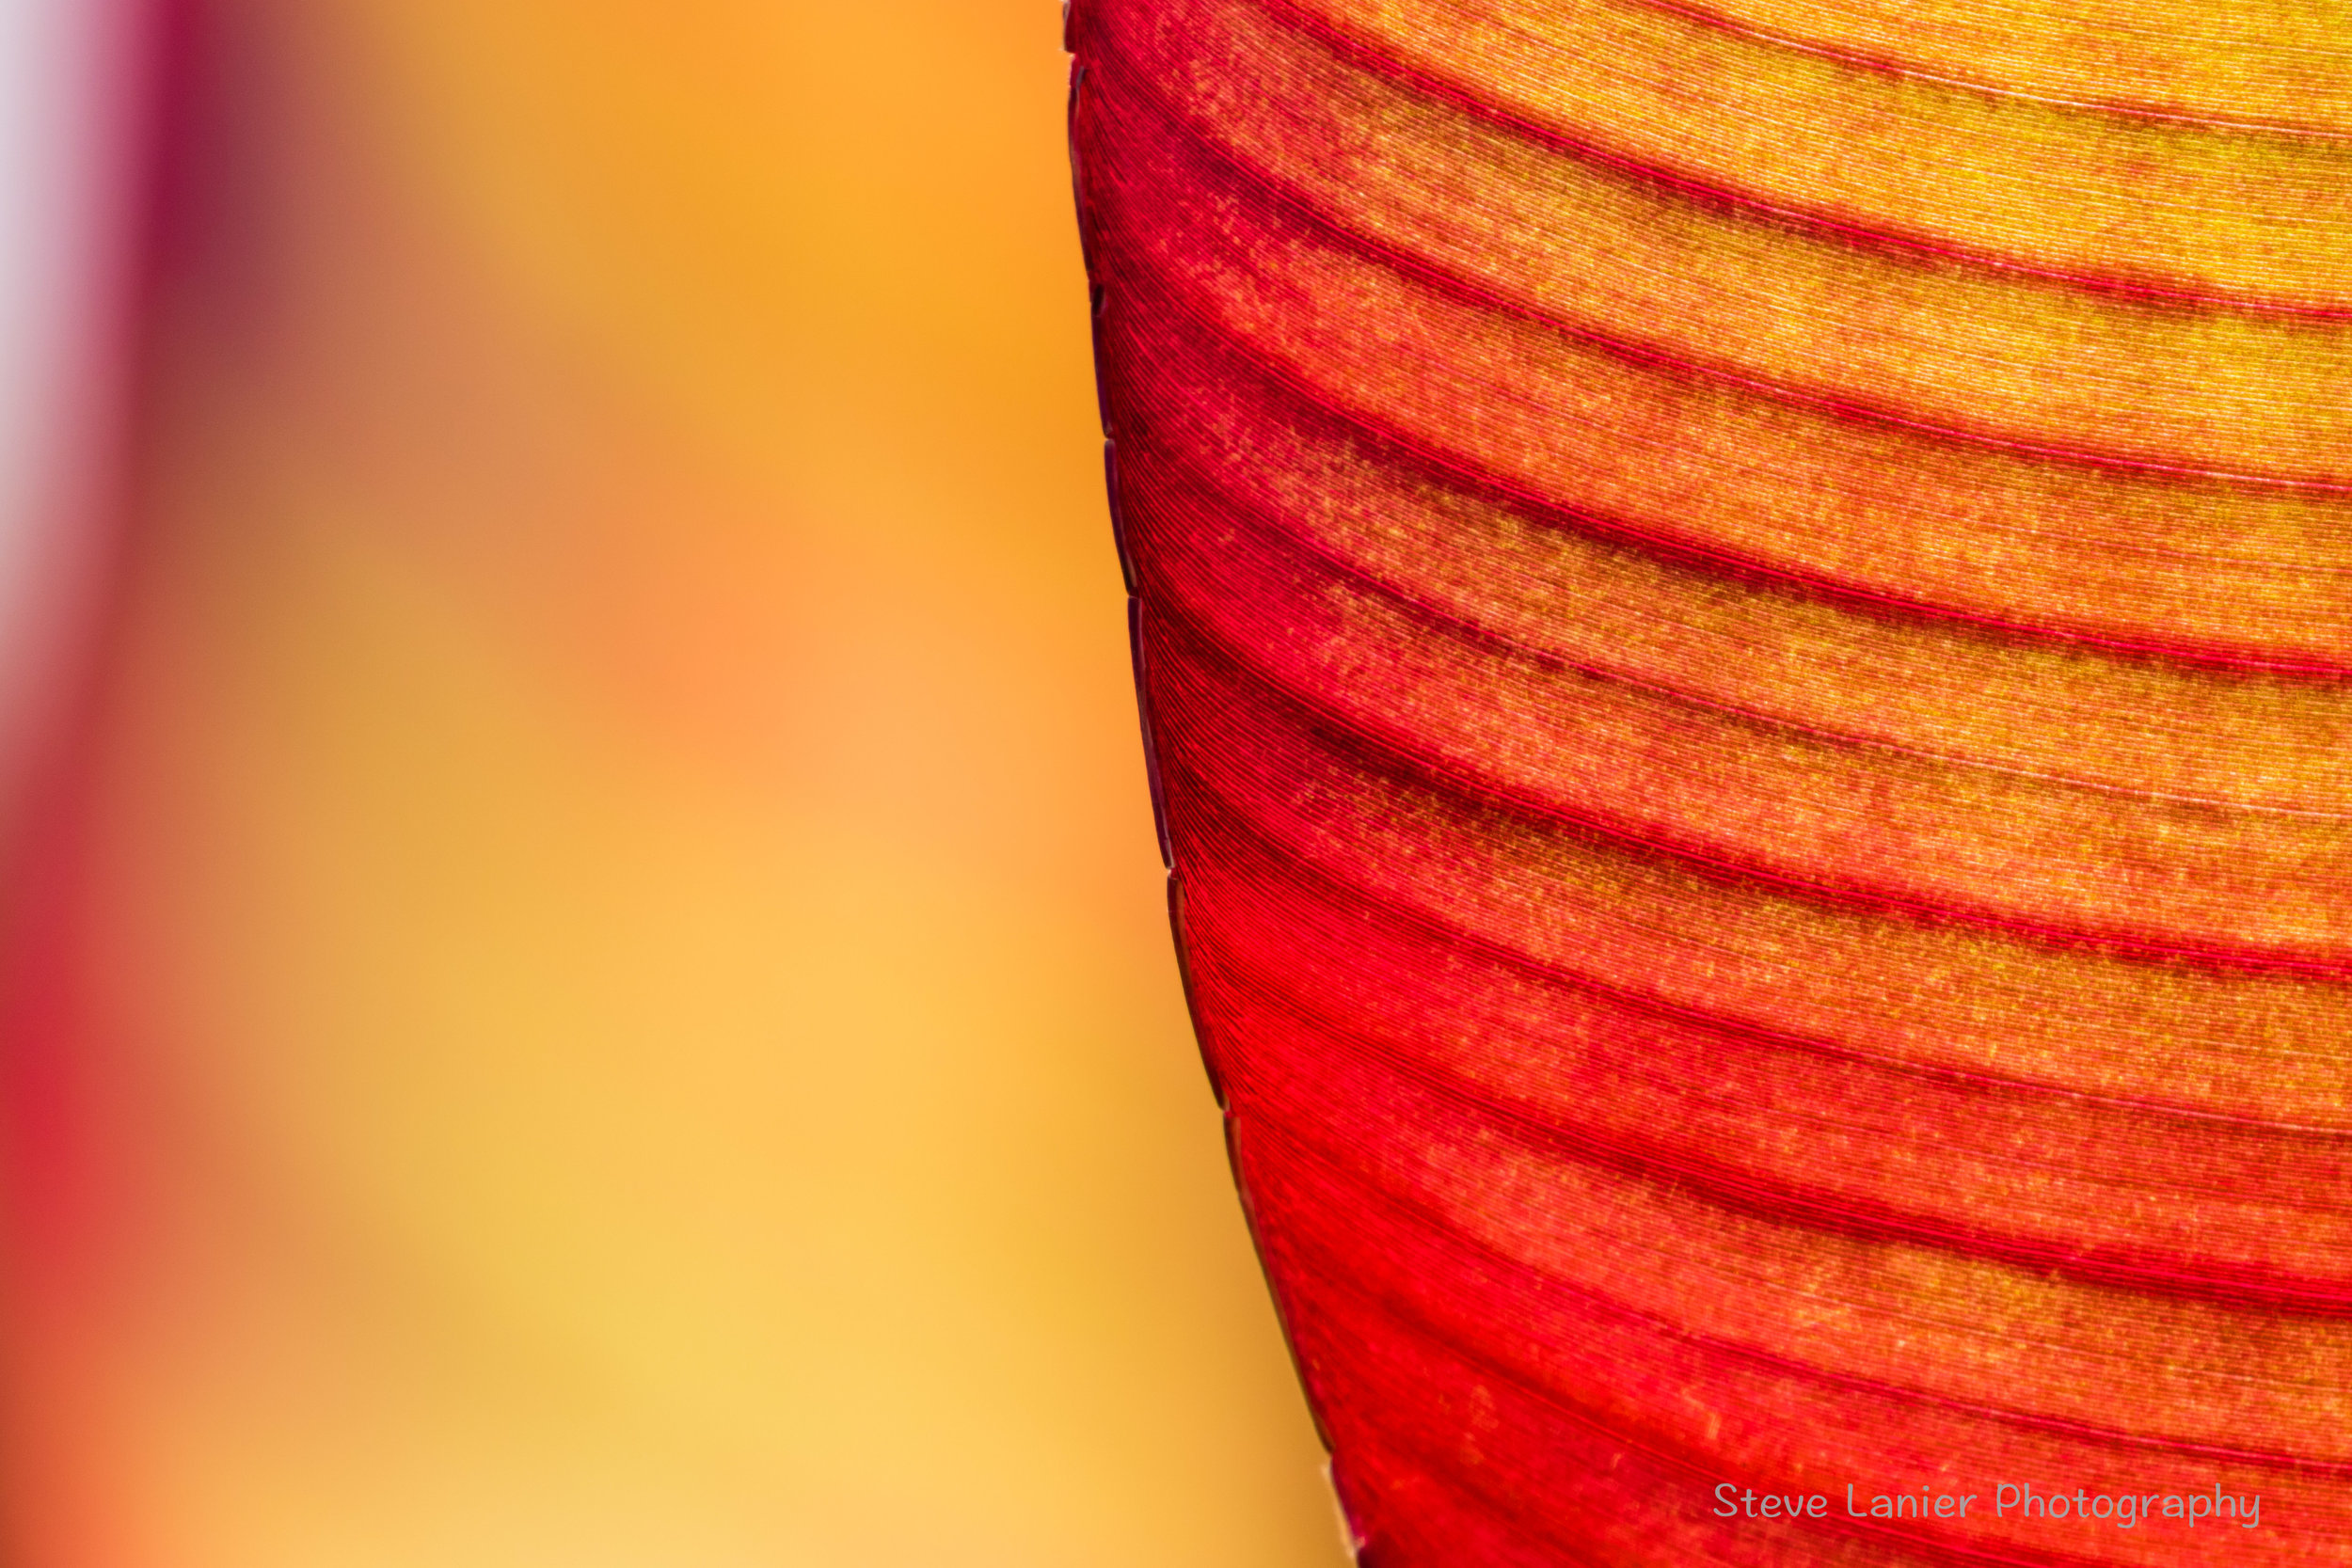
{"left": 1070, "top": 0, "right": 2352, "bottom": 1560}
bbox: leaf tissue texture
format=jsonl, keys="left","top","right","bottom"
{"left": 1069, "top": 0, "right": 2352, "bottom": 1560}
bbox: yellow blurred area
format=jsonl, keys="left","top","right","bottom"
{"left": 9, "top": 0, "right": 1337, "bottom": 1561}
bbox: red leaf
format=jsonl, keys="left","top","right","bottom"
{"left": 1073, "top": 0, "right": 2352, "bottom": 1560}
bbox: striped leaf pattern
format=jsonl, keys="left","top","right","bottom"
{"left": 1070, "top": 0, "right": 2352, "bottom": 1560}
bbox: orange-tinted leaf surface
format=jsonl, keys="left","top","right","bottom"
{"left": 1071, "top": 0, "right": 2352, "bottom": 1560}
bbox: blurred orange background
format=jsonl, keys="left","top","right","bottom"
{"left": 1, "top": 0, "right": 1339, "bottom": 1561}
